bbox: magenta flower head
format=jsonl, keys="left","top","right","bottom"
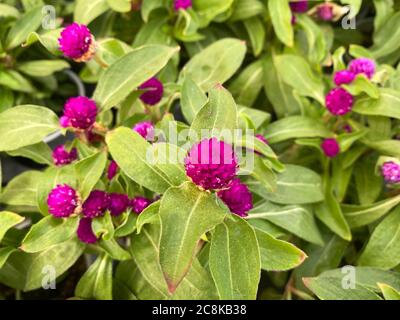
{"left": 334, "top": 70, "right": 355, "bottom": 86}
{"left": 108, "top": 193, "right": 129, "bottom": 216}
{"left": 317, "top": 3, "right": 334, "bottom": 21}
{"left": 133, "top": 121, "right": 154, "bottom": 141}
{"left": 131, "top": 196, "right": 152, "bottom": 214}
{"left": 321, "top": 138, "right": 340, "bottom": 158}
{"left": 290, "top": 1, "right": 308, "bottom": 13}
{"left": 325, "top": 87, "right": 354, "bottom": 116}
{"left": 381, "top": 161, "right": 400, "bottom": 184}
{"left": 77, "top": 218, "right": 98, "bottom": 244}
{"left": 60, "top": 96, "right": 98, "bottom": 130}
{"left": 58, "top": 23, "right": 95, "bottom": 62}
{"left": 185, "top": 138, "right": 238, "bottom": 190}
{"left": 348, "top": 58, "right": 376, "bottom": 79}
{"left": 52, "top": 145, "right": 78, "bottom": 166}
{"left": 138, "top": 77, "right": 164, "bottom": 105}
{"left": 174, "top": 0, "right": 192, "bottom": 11}
{"left": 107, "top": 160, "right": 119, "bottom": 180}
{"left": 82, "top": 190, "right": 110, "bottom": 218}
{"left": 217, "top": 179, "right": 253, "bottom": 217}
{"left": 47, "top": 184, "right": 80, "bottom": 218}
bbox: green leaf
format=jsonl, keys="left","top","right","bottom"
{"left": 248, "top": 201, "right": 324, "bottom": 245}
{"left": 244, "top": 17, "right": 265, "bottom": 57}
{"left": 0, "top": 70, "right": 35, "bottom": 93}
{"left": 264, "top": 116, "right": 330, "bottom": 143}
{"left": 358, "top": 206, "right": 400, "bottom": 269}
{"left": 136, "top": 201, "right": 160, "bottom": 234}
{"left": 0, "top": 4, "right": 20, "bottom": 18}
{"left": 354, "top": 158, "right": 382, "bottom": 205}
{"left": 314, "top": 191, "right": 352, "bottom": 241}
{"left": 98, "top": 238, "right": 131, "bottom": 261}
{"left": 0, "top": 105, "right": 59, "bottom": 152}
{"left": 75, "top": 151, "right": 107, "bottom": 201}
{"left": 268, "top": 0, "right": 293, "bottom": 47}
{"left": 5, "top": 6, "right": 42, "bottom": 50}
{"left": 0, "top": 171, "right": 41, "bottom": 207}
{"left": 92, "top": 212, "right": 114, "bottom": 240}
{"left": 371, "top": 11, "right": 400, "bottom": 59}
{"left": 7, "top": 142, "right": 53, "bottom": 165}
{"left": 342, "top": 195, "right": 400, "bottom": 228}
{"left": 179, "top": 38, "right": 246, "bottom": 91}
{"left": 230, "top": 0, "right": 265, "bottom": 22}
{"left": 21, "top": 216, "right": 79, "bottom": 253}
{"left": 74, "top": 0, "right": 110, "bottom": 25}
{"left": 191, "top": 84, "right": 238, "bottom": 136}
{"left": 106, "top": 127, "right": 187, "bottom": 194}
{"left": 159, "top": 182, "right": 226, "bottom": 293}
{"left": 343, "top": 75, "right": 380, "bottom": 99}
{"left": 353, "top": 88, "right": 400, "bottom": 120}
{"left": 193, "top": 0, "right": 234, "bottom": 26}
{"left": 254, "top": 228, "right": 306, "bottom": 271}
{"left": 75, "top": 254, "right": 113, "bottom": 300}
{"left": 93, "top": 45, "right": 179, "bottom": 111}
{"left": 0, "top": 247, "right": 16, "bottom": 269}
{"left": 17, "top": 60, "right": 70, "bottom": 77}
{"left": 378, "top": 283, "right": 400, "bottom": 300}
{"left": 229, "top": 60, "right": 264, "bottom": 107}
{"left": 275, "top": 55, "right": 325, "bottom": 105}
{"left": 24, "top": 29, "right": 62, "bottom": 55}
{"left": 141, "top": 0, "right": 165, "bottom": 22}
{"left": 181, "top": 76, "right": 207, "bottom": 124}
{"left": 0, "top": 211, "right": 24, "bottom": 243}
{"left": 250, "top": 165, "right": 324, "bottom": 205}
{"left": 209, "top": 216, "right": 260, "bottom": 300}
{"left": 107, "top": 0, "right": 131, "bottom": 12}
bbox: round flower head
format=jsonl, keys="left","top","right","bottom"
{"left": 334, "top": 70, "right": 355, "bottom": 86}
{"left": 325, "top": 87, "right": 354, "bottom": 116}
{"left": 58, "top": 23, "right": 95, "bottom": 62}
{"left": 217, "top": 179, "right": 253, "bottom": 217}
{"left": 174, "top": 0, "right": 192, "bottom": 11}
{"left": 290, "top": 1, "right": 308, "bottom": 13}
{"left": 52, "top": 145, "right": 78, "bottom": 166}
{"left": 82, "top": 190, "right": 110, "bottom": 218}
{"left": 61, "top": 96, "right": 98, "bottom": 130}
{"left": 381, "top": 161, "right": 400, "bottom": 184}
{"left": 107, "top": 160, "right": 119, "bottom": 180}
{"left": 139, "top": 77, "right": 164, "bottom": 105}
{"left": 185, "top": 138, "right": 238, "bottom": 190}
{"left": 317, "top": 3, "right": 334, "bottom": 21}
{"left": 133, "top": 121, "right": 154, "bottom": 141}
{"left": 349, "top": 58, "right": 376, "bottom": 79}
{"left": 108, "top": 193, "right": 129, "bottom": 216}
{"left": 77, "top": 218, "right": 98, "bottom": 244}
{"left": 131, "top": 196, "right": 152, "bottom": 214}
{"left": 47, "top": 184, "right": 79, "bottom": 218}
{"left": 321, "top": 138, "right": 340, "bottom": 158}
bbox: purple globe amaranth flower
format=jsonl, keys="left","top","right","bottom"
{"left": 348, "top": 58, "right": 376, "bottom": 79}
{"left": 321, "top": 138, "right": 340, "bottom": 158}
{"left": 185, "top": 138, "right": 238, "bottom": 190}
{"left": 82, "top": 190, "right": 110, "bottom": 218}
{"left": 131, "top": 196, "right": 152, "bottom": 214}
{"left": 108, "top": 193, "right": 129, "bottom": 216}
{"left": 77, "top": 218, "right": 98, "bottom": 244}
{"left": 174, "top": 0, "right": 192, "bottom": 11}
{"left": 381, "top": 161, "right": 400, "bottom": 184}
{"left": 325, "top": 87, "right": 354, "bottom": 116}
{"left": 61, "top": 96, "right": 98, "bottom": 130}
{"left": 58, "top": 23, "right": 95, "bottom": 62}
{"left": 139, "top": 77, "right": 164, "bottom": 105}
{"left": 52, "top": 145, "right": 78, "bottom": 166}
{"left": 290, "top": 1, "right": 308, "bottom": 13}
{"left": 217, "top": 179, "right": 253, "bottom": 217}
{"left": 317, "top": 3, "right": 334, "bottom": 21}
{"left": 107, "top": 160, "right": 119, "bottom": 180}
{"left": 256, "top": 134, "right": 269, "bottom": 145}
{"left": 47, "top": 184, "right": 80, "bottom": 218}
{"left": 334, "top": 70, "right": 355, "bottom": 86}
{"left": 133, "top": 121, "right": 154, "bottom": 141}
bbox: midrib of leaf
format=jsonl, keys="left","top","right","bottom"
{"left": 239, "top": 67, "right": 262, "bottom": 98}
{"left": 344, "top": 195, "right": 400, "bottom": 217}
{"left": 247, "top": 207, "right": 307, "bottom": 219}
{"left": 383, "top": 224, "right": 400, "bottom": 252}
{"left": 223, "top": 222, "right": 234, "bottom": 299}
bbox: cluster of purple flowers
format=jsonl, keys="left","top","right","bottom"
{"left": 184, "top": 137, "right": 255, "bottom": 217}
{"left": 381, "top": 161, "right": 400, "bottom": 185}
{"left": 47, "top": 185, "right": 152, "bottom": 244}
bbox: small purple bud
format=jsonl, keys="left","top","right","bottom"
{"left": 77, "top": 218, "right": 98, "bottom": 244}
{"left": 62, "top": 96, "right": 98, "bottom": 130}
{"left": 82, "top": 190, "right": 110, "bottom": 218}
{"left": 321, "top": 138, "right": 340, "bottom": 158}
{"left": 138, "top": 77, "right": 164, "bottom": 105}
{"left": 174, "top": 0, "right": 192, "bottom": 11}
{"left": 333, "top": 70, "right": 355, "bottom": 86}
{"left": 47, "top": 184, "right": 79, "bottom": 218}
{"left": 348, "top": 58, "right": 376, "bottom": 79}
{"left": 52, "top": 145, "right": 78, "bottom": 166}
{"left": 108, "top": 193, "right": 129, "bottom": 216}
{"left": 217, "top": 179, "right": 253, "bottom": 217}
{"left": 381, "top": 161, "right": 400, "bottom": 184}
{"left": 289, "top": 1, "right": 308, "bottom": 13}
{"left": 107, "top": 160, "right": 119, "bottom": 180}
{"left": 133, "top": 121, "right": 154, "bottom": 141}
{"left": 131, "top": 196, "right": 152, "bottom": 214}
{"left": 317, "top": 3, "right": 334, "bottom": 21}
